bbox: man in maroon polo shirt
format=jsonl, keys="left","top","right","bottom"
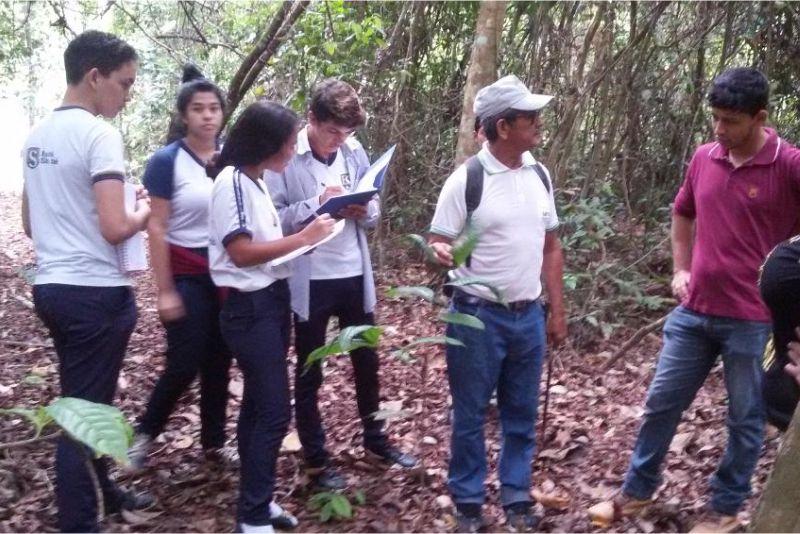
{"left": 589, "top": 68, "right": 800, "bottom": 533}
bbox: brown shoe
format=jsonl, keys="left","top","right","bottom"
{"left": 587, "top": 491, "right": 653, "bottom": 527}
{"left": 689, "top": 510, "right": 740, "bottom": 533}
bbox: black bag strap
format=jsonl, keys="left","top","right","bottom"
{"left": 463, "top": 157, "right": 484, "bottom": 269}
{"left": 532, "top": 162, "right": 551, "bottom": 193}
{"left": 465, "top": 156, "right": 484, "bottom": 222}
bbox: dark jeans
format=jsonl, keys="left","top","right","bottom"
{"left": 623, "top": 306, "right": 769, "bottom": 515}
{"left": 294, "top": 276, "right": 386, "bottom": 468}
{"left": 219, "top": 280, "right": 292, "bottom": 526}
{"left": 33, "top": 283, "right": 137, "bottom": 533}
{"left": 137, "top": 274, "right": 231, "bottom": 448}
{"left": 445, "top": 295, "right": 546, "bottom": 506}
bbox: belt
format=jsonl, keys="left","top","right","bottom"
{"left": 451, "top": 288, "right": 538, "bottom": 312}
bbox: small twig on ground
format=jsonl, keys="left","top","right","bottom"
{"left": 601, "top": 315, "right": 668, "bottom": 371}
{"left": 0, "top": 339, "right": 53, "bottom": 349}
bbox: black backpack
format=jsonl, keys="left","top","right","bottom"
{"left": 462, "top": 156, "right": 551, "bottom": 267}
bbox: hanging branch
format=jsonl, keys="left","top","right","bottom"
{"left": 224, "top": 0, "right": 310, "bottom": 125}
{"left": 113, "top": 1, "right": 185, "bottom": 64}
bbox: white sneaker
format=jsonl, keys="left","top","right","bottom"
{"left": 127, "top": 432, "right": 153, "bottom": 471}
{"left": 269, "top": 500, "right": 298, "bottom": 530}
{"left": 239, "top": 523, "right": 274, "bottom": 533}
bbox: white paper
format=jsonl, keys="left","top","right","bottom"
{"left": 271, "top": 219, "right": 346, "bottom": 267}
{"left": 354, "top": 144, "right": 395, "bottom": 193}
{"left": 116, "top": 183, "right": 148, "bottom": 272}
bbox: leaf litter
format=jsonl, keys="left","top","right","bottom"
{"left": 0, "top": 193, "right": 781, "bottom": 532}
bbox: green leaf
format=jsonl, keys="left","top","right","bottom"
{"left": 439, "top": 311, "right": 484, "bottom": 330}
{"left": 451, "top": 223, "right": 480, "bottom": 267}
{"left": 323, "top": 42, "right": 337, "bottom": 55}
{"left": 45, "top": 397, "right": 133, "bottom": 465}
{"left": 0, "top": 406, "right": 54, "bottom": 436}
{"left": 405, "top": 233, "right": 438, "bottom": 264}
{"left": 392, "top": 336, "right": 466, "bottom": 362}
{"left": 445, "top": 277, "right": 506, "bottom": 305}
{"left": 319, "top": 502, "right": 333, "bottom": 523}
{"left": 386, "top": 286, "right": 435, "bottom": 303}
{"left": 308, "top": 492, "right": 333, "bottom": 509}
{"left": 330, "top": 494, "right": 352, "bottom": 518}
{"left": 305, "top": 326, "right": 383, "bottom": 369}
{"left": 353, "top": 489, "right": 366, "bottom": 506}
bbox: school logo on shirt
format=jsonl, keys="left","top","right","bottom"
{"left": 340, "top": 172, "right": 352, "bottom": 189}
{"left": 747, "top": 185, "right": 759, "bottom": 199}
{"left": 25, "top": 147, "right": 58, "bottom": 168}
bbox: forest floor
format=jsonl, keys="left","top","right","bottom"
{"left": 0, "top": 192, "right": 781, "bottom": 533}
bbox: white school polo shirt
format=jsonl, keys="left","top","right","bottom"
{"left": 23, "top": 106, "right": 130, "bottom": 286}
{"left": 430, "top": 145, "right": 559, "bottom": 303}
{"left": 294, "top": 127, "right": 362, "bottom": 280}
{"left": 143, "top": 140, "right": 213, "bottom": 248}
{"left": 208, "top": 166, "right": 290, "bottom": 291}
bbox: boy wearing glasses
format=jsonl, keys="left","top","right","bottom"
{"left": 266, "top": 79, "right": 417, "bottom": 491}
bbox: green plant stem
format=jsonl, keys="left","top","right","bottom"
{"left": 0, "top": 430, "right": 62, "bottom": 450}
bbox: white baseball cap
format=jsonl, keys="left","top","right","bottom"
{"left": 473, "top": 75, "right": 553, "bottom": 118}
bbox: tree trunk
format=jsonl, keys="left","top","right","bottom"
{"left": 453, "top": 0, "right": 507, "bottom": 168}
{"left": 751, "top": 409, "right": 800, "bottom": 532}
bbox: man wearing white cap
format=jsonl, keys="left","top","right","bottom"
{"left": 428, "top": 74, "right": 567, "bottom": 532}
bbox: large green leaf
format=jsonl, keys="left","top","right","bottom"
{"left": 45, "top": 397, "right": 133, "bottom": 465}
{"left": 439, "top": 311, "right": 485, "bottom": 330}
{"left": 445, "top": 276, "right": 507, "bottom": 305}
{"left": 305, "top": 325, "right": 384, "bottom": 369}
{"left": 385, "top": 285, "right": 436, "bottom": 303}
{"left": 451, "top": 223, "right": 480, "bottom": 267}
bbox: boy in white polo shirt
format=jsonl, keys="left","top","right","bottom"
{"left": 429, "top": 75, "right": 567, "bottom": 532}
{"left": 21, "top": 30, "right": 151, "bottom": 532}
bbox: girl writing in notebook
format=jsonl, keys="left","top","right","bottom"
{"left": 207, "top": 100, "right": 334, "bottom": 533}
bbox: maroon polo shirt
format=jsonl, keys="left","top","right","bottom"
{"left": 673, "top": 127, "right": 800, "bottom": 322}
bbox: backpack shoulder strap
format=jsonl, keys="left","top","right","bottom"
{"left": 462, "top": 156, "right": 484, "bottom": 269}
{"left": 532, "top": 162, "right": 551, "bottom": 193}
{"left": 465, "top": 156, "right": 484, "bottom": 220}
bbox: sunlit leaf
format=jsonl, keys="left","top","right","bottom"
{"left": 439, "top": 311, "right": 484, "bottom": 330}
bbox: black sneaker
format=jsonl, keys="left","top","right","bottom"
{"left": 503, "top": 501, "right": 540, "bottom": 533}
{"left": 105, "top": 487, "right": 155, "bottom": 515}
{"left": 365, "top": 445, "right": 419, "bottom": 468}
{"left": 306, "top": 465, "right": 347, "bottom": 490}
{"left": 455, "top": 503, "right": 485, "bottom": 533}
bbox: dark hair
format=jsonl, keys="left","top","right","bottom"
{"left": 166, "top": 64, "right": 226, "bottom": 143}
{"left": 207, "top": 101, "right": 298, "bottom": 178}
{"left": 64, "top": 30, "right": 138, "bottom": 85}
{"left": 176, "top": 64, "right": 225, "bottom": 115}
{"left": 481, "top": 109, "right": 539, "bottom": 142}
{"left": 707, "top": 68, "right": 769, "bottom": 115}
{"left": 309, "top": 79, "right": 366, "bottom": 129}
{"left": 474, "top": 116, "right": 482, "bottom": 133}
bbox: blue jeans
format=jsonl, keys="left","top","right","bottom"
{"left": 219, "top": 281, "right": 292, "bottom": 526}
{"left": 623, "top": 306, "right": 769, "bottom": 515}
{"left": 445, "top": 296, "right": 546, "bottom": 507}
{"left": 33, "top": 284, "right": 137, "bottom": 532}
{"left": 138, "top": 274, "right": 231, "bottom": 449}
